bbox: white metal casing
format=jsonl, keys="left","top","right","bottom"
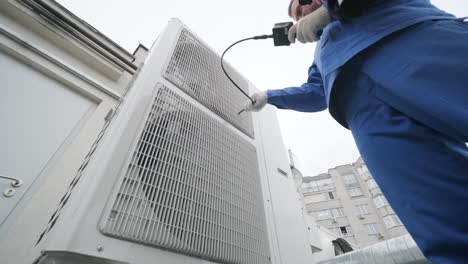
{"left": 18, "top": 18, "right": 315, "bottom": 264}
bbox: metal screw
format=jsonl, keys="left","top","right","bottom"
{"left": 11, "top": 179, "right": 23, "bottom": 188}
{"left": 97, "top": 246, "right": 104, "bottom": 252}
{"left": 3, "top": 189, "right": 15, "bottom": 197}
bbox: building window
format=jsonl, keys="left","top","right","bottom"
{"left": 316, "top": 209, "right": 332, "bottom": 220}
{"left": 328, "top": 191, "right": 335, "bottom": 199}
{"left": 369, "top": 188, "right": 382, "bottom": 197}
{"left": 342, "top": 174, "right": 357, "bottom": 185}
{"left": 366, "top": 179, "right": 378, "bottom": 190}
{"left": 383, "top": 214, "right": 403, "bottom": 229}
{"left": 359, "top": 172, "right": 372, "bottom": 182}
{"left": 340, "top": 226, "right": 353, "bottom": 236}
{"left": 301, "top": 182, "right": 312, "bottom": 192}
{"left": 330, "top": 226, "right": 353, "bottom": 237}
{"left": 373, "top": 195, "right": 389, "bottom": 209}
{"left": 314, "top": 207, "right": 344, "bottom": 220}
{"left": 366, "top": 223, "right": 380, "bottom": 235}
{"left": 302, "top": 178, "right": 335, "bottom": 193}
{"left": 357, "top": 204, "right": 369, "bottom": 215}
{"left": 348, "top": 187, "right": 363, "bottom": 197}
{"left": 316, "top": 178, "right": 335, "bottom": 191}
{"left": 330, "top": 207, "right": 345, "bottom": 218}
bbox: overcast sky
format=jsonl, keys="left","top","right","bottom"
{"left": 57, "top": 0, "right": 467, "bottom": 176}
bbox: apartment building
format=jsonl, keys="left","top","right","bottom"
{"left": 301, "top": 157, "right": 408, "bottom": 247}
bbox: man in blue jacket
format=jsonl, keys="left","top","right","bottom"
{"left": 245, "top": 0, "right": 468, "bottom": 263}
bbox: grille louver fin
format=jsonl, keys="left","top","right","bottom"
{"left": 163, "top": 29, "right": 254, "bottom": 138}
{"left": 101, "top": 84, "right": 270, "bottom": 264}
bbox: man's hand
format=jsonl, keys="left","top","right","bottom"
{"left": 288, "top": 6, "right": 331, "bottom": 44}
{"left": 243, "top": 92, "right": 268, "bottom": 112}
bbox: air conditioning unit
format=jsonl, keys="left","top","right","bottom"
{"left": 358, "top": 214, "right": 365, "bottom": 219}
{"left": 332, "top": 217, "right": 337, "bottom": 223}
{"left": 34, "top": 19, "right": 271, "bottom": 264}
{"left": 378, "top": 232, "right": 385, "bottom": 239}
{"left": 0, "top": 18, "right": 315, "bottom": 264}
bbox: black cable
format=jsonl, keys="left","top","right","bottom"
{"left": 220, "top": 34, "right": 273, "bottom": 104}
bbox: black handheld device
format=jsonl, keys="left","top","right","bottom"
{"left": 272, "top": 22, "right": 294, "bottom": 46}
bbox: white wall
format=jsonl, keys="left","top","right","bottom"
{"left": 0, "top": 1, "right": 139, "bottom": 263}
{"left": 0, "top": 51, "right": 96, "bottom": 224}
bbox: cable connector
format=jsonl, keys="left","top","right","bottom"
{"left": 220, "top": 24, "right": 293, "bottom": 111}
{"left": 253, "top": 34, "right": 274, "bottom": 40}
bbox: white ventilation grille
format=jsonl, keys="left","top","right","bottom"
{"left": 101, "top": 84, "right": 270, "bottom": 264}
{"left": 163, "top": 29, "right": 254, "bottom": 138}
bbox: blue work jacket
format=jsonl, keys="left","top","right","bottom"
{"left": 266, "top": 0, "right": 456, "bottom": 112}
